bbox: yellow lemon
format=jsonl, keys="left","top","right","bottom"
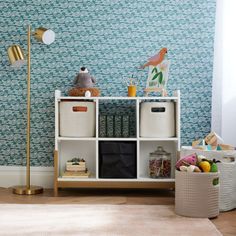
{"left": 199, "top": 161, "right": 211, "bottom": 172}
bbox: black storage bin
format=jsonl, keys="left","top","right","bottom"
{"left": 99, "top": 141, "right": 137, "bottom": 178}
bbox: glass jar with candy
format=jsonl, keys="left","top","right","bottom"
{"left": 149, "top": 146, "right": 171, "bottom": 178}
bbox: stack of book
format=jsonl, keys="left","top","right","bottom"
{"left": 66, "top": 160, "right": 86, "bottom": 172}
{"left": 62, "top": 171, "right": 90, "bottom": 178}
{"left": 62, "top": 158, "right": 90, "bottom": 178}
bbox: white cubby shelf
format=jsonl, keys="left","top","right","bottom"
{"left": 54, "top": 90, "right": 180, "bottom": 195}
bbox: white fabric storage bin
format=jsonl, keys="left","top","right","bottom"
{"left": 181, "top": 147, "right": 236, "bottom": 212}
{"left": 60, "top": 101, "right": 95, "bottom": 137}
{"left": 218, "top": 160, "right": 236, "bottom": 211}
{"left": 175, "top": 171, "right": 219, "bottom": 218}
{"left": 140, "top": 102, "right": 175, "bottom": 137}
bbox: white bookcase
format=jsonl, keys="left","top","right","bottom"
{"left": 54, "top": 90, "right": 180, "bottom": 195}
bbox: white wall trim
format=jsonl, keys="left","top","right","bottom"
{"left": 212, "top": 0, "right": 223, "bottom": 135}
{"left": 0, "top": 166, "right": 54, "bottom": 189}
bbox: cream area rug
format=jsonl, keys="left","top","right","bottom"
{"left": 0, "top": 205, "right": 222, "bottom": 236}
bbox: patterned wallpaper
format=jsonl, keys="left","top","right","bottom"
{"left": 0, "top": 0, "right": 216, "bottom": 166}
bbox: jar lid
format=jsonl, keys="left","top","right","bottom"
{"left": 149, "top": 146, "right": 171, "bottom": 157}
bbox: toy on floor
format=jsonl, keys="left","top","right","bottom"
{"left": 175, "top": 153, "right": 198, "bottom": 169}
{"left": 176, "top": 153, "right": 221, "bottom": 174}
{"left": 68, "top": 67, "right": 100, "bottom": 97}
{"left": 179, "top": 165, "right": 201, "bottom": 172}
{"left": 192, "top": 131, "right": 236, "bottom": 151}
{"left": 198, "top": 160, "right": 211, "bottom": 172}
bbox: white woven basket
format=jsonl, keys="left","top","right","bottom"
{"left": 181, "top": 147, "right": 236, "bottom": 211}
{"left": 175, "top": 171, "right": 219, "bottom": 218}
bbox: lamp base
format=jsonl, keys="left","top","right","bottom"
{"left": 12, "top": 185, "right": 43, "bottom": 195}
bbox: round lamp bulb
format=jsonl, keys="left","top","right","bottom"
{"left": 11, "top": 59, "right": 26, "bottom": 68}
{"left": 42, "top": 29, "right": 55, "bottom": 45}
{"left": 7, "top": 45, "right": 26, "bottom": 68}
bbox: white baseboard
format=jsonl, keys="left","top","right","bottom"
{"left": 0, "top": 166, "right": 54, "bottom": 189}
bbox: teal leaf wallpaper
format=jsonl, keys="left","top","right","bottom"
{"left": 0, "top": 0, "right": 216, "bottom": 166}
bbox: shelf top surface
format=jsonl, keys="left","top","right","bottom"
{"left": 57, "top": 137, "right": 179, "bottom": 141}
{"left": 57, "top": 96, "right": 178, "bottom": 100}
{"left": 55, "top": 90, "right": 180, "bottom": 101}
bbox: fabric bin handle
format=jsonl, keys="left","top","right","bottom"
{"left": 72, "top": 106, "right": 88, "bottom": 112}
{"left": 151, "top": 107, "right": 165, "bottom": 112}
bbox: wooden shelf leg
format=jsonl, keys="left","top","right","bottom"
{"left": 54, "top": 150, "right": 59, "bottom": 197}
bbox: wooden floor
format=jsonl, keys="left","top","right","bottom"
{"left": 0, "top": 187, "right": 235, "bottom": 236}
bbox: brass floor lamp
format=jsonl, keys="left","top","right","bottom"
{"left": 7, "top": 25, "right": 55, "bottom": 195}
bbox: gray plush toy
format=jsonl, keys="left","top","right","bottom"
{"left": 74, "top": 67, "right": 96, "bottom": 88}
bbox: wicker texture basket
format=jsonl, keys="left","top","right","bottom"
{"left": 175, "top": 171, "right": 219, "bottom": 218}
{"left": 181, "top": 147, "right": 236, "bottom": 211}
{"left": 218, "top": 161, "right": 236, "bottom": 211}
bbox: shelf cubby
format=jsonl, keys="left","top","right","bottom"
{"left": 139, "top": 140, "right": 178, "bottom": 180}
{"left": 98, "top": 141, "right": 137, "bottom": 179}
{"left": 58, "top": 140, "right": 96, "bottom": 179}
{"left": 98, "top": 99, "right": 137, "bottom": 138}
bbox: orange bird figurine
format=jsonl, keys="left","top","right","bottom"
{"left": 140, "top": 47, "right": 168, "bottom": 69}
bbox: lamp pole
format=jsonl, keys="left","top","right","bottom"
{"left": 26, "top": 24, "right": 31, "bottom": 190}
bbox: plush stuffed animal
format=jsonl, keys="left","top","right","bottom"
{"left": 179, "top": 165, "right": 201, "bottom": 172}
{"left": 175, "top": 153, "right": 198, "bottom": 170}
{"left": 74, "top": 67, "right": 96, "bottom": 88}
{"left": 68, "top": 67, "right": 100, "bottom": 97}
